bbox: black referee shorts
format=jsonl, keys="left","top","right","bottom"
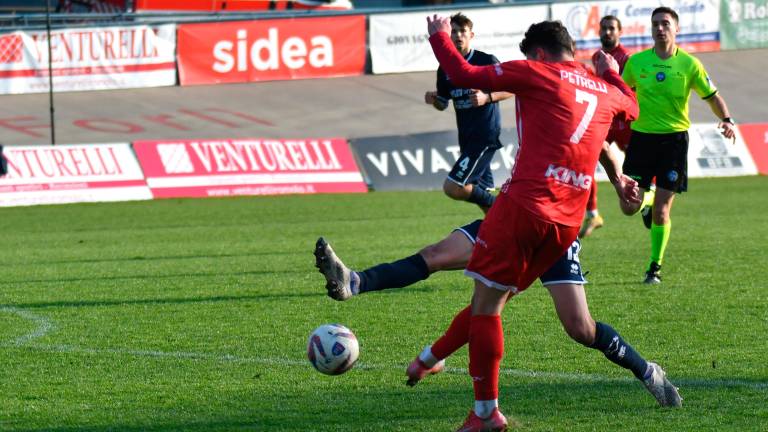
{"left": 623, "top": 130, "right": 689, "bottom": 193}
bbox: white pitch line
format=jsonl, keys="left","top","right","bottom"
{"left": 2, "top": 308, "right": 766, "bottom": 391}
{"left": 0, "top": 306, "right": 55, "bottom": 346}
{"left": 11, "top": 342, "right": 768, "bottom": 391}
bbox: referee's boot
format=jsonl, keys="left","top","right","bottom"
{"left": 314, "top": 237, "right": 358, "bottom": 301}
{"left": 643, "top": 261, "right": 662, "bottom": 285}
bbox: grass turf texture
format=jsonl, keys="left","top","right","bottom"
{"left": 1, "top": 175, "right": 766, "bottom": 431}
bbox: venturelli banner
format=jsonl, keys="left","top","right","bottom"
{"left": 0, "top": 24, "right": 176, "bottom": 95}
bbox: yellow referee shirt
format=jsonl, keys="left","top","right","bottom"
{"left": 622, "top": 47, "right": 718, "bottom": 133}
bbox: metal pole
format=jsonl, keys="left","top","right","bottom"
{"left": 46, "top": 0, "right": 56, "bottom": 145}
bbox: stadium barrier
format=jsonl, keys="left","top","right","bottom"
{"left": 738, "top": 123, "right": 768, "bottom": 174}
{"left": 1, "top": 0, "right": 766, "bottom": 93}
{"left": 0, "top": 123, "right": 761, "bottom": 206}
{"left": 0, "top": 143, "right": 152, "bottom": 207}
{"left": 351, "top": 123, "right": 759, "bottom": 192}
{"left": 0, "top": 24, "right": 176, "bottom": 95}
{"left": 350, "top": 128, "right": 520, "bottom": 190}
{"left": 132, "top": 137, "right": 367, "bottom": 198}
{"left": 368, "top": 4, "right": 548, "bottom": 74}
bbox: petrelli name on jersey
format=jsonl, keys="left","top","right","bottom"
{"left": 559, "top": 70, "right": 608, "bottom": 94}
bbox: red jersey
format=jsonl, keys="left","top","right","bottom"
{"left": 429, "top": 32, "right": 638, "bottom": 227}
{"left": 592, "top": 43, "right": 632, "bottom": 149}
{"left": 591, "top": 43, "right": 630, "bottom": 74}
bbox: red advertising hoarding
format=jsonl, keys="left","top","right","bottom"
{"left": 738, "top": 123, "right": 768, "bottom": 175}
{"left": 177, "top": 15, "right": 365, "bottom": 85}
{"left": 133, "top": 137, "right": 367, "bottom": 198}
{"left": 135, "top": 0, "right": 351, "bottom": 12}
{"left": 0, "top": 143, "right": 151, "bottom": 207}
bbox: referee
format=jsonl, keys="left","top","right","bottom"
{"left": 619, "top": 6, "right": 736, "bottom": 284}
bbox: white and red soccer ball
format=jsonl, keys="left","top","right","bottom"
{"left": 307, "top": 323, "right": 359, "bottom": 375}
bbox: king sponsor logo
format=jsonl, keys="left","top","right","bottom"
{"left": 545, "top": 164, "right": 592, "bottom": 190}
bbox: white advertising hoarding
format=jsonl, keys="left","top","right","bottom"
{"left": 370, "top": 5, "right": 549, "bottom": 74}
{"left": 0, "top": 143, "right": 152, "bottom": 207}
{"left": 0, "top": 24, "right": 176, "bottom": 95}
{"left": 551, "top": 0, "right": 720, "bottom": 58}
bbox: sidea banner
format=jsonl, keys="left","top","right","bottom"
{"left": 177, "top": 15, "right": 365, "bottom": 85}
{"left": 551, "top": 0, "right": 720, "bottom": 60}
{"left": 369, "top": 5, "right": 548, "bottom": 74}
{"left": 133, "top": 138, "right": 368, "bottom": 198}
{"left": 350, "top": 129, "right": 520, "bottom": 191}
{"left": 0, "top": 25, "right": 176, "bottom": 95}
{"left": 0, "top": 143, "right": 152, "bottom": 207}
{"left": 720, "top": 0, "right": 768, "bottom": 49}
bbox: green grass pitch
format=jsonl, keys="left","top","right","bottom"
{"left": 1, "top": 175, "right": 767, "bottom": 431}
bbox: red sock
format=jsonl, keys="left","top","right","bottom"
{"left": 469, "top": 314, "right": 503, "bottom": 401}
{"left": 587, "top": 180, "right": 598, "bottom": 213}
{"left": 430, "top": 305, "right": 471, "bottom": 360}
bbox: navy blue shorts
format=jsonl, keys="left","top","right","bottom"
{"left": 447, "top": 144, "right": 498, "bottom": 190}
{"left": 454, "top": 219, "right": 587, "bottom": 285}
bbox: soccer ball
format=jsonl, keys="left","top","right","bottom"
{"left": 307, "top": 323, "right": 359, "bottom": 375}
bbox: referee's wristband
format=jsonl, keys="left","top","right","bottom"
{"left": 488, "top": 92, "right": 493, "bottom": 103}
{"left": 721, "top": 117, "right": 735, "bottom": 125}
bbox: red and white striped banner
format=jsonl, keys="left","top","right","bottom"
{"left": 0, "top": 24, "right": 176, "bottom": 94}
{"left": 0, "top": 143, "right": 152, "bottom": 207}
{"left": 133, "top": 138, "right": 367, "bottom": 198}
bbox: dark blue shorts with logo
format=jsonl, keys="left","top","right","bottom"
{"left": 623, "top": 130, "right": 689, "bottom": 193}
{"left": 454, "top": 219, "right": 587, "bottom": 286}
{"left": 446, "top": 136, "right": 501, "bottom": 191}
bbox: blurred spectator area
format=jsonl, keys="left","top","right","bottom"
{"left": 131, "top": 0, "right": 353, "bottom": 11}
{"left": 0, "top": 0, "right": 125, "bottom": 13}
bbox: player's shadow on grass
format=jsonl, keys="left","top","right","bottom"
{"left": 5, "top": 251, "right": 299, "bottom": 267}
{"left": 0, "top": 268, "right": 306, "bottom": 287}
{"left": 8, "top": 376, "right": 767, "bottom": 431}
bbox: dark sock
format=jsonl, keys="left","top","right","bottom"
{"left": 467, "top": 185, "right": 495, "bottom": 208}
{"left": 589, "top": 322, "right": 649, "bottom": 380}
{"left": 357, "top": 254, "right": 430, "bottom": 293}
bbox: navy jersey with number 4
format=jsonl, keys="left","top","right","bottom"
{"left": 436, "top": 49, "right": 502, "bottom": 151}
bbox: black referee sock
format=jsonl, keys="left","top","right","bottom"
{"left": 589, "top": 322, "right": 649, "bottom": 380}
{"left": 467, "top": 185, "right": 495, "bottom": 208}
{"left": 358, "top": 254, "right": 430, "bottom": 293}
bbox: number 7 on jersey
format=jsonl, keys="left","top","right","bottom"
{"left": 570, "top": 89, "right": 598, "bottom": 144}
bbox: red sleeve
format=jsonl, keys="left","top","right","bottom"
{"left": 601, "top": 68, "right": 638, "bottom": 121}
{"left": 428, "top": 32, "right": 496, "bottom": 90}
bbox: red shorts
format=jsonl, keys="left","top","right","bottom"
{"left": 465, "top": 193, "right": 579, "bottom": 292}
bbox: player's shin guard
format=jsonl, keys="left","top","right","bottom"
{"left": 429, "top": 305, "right": 472, "bottom": 361}
{"left": 650, "top": 221, "right": 671, "bottom": 266}
{"left": 590, "top": 322, "right": 648, "bottom": 380}
{"left": 467, "top": 185, "right": 496, "bottom": 208}
{"left": 469, "top": 314, "right": 504, "bottom": 401}
{"left": 357, "top": 253, "right": 429, "bottom": 293}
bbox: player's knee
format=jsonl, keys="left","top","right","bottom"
{"left": 563, "top": 317, "right": 595, "bottom": 346}
{"left": 419, "top": 243, "right": 448, "bottom": 272}
{"left": 443, "top": 181, "right": 470, "bottom": 200}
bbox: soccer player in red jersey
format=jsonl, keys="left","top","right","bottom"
{"left": 580, "top": 15, "right": 633, "bottom": 238}
{"left": 418, "top": 16, "right": 656, "bottom": 430}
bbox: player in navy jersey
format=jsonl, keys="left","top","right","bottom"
{"left": 425, "top": 13, "right": 513, "bottom": 213}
